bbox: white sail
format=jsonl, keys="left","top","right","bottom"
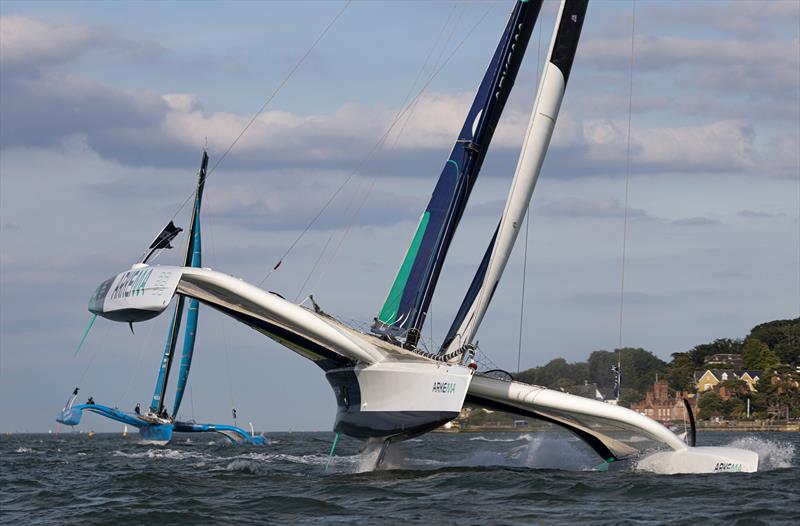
{"left": 444, "top": 0, "right": 586, "bottom": 355}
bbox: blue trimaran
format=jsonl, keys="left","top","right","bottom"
{"left": 59, "top": 0, "right": 759, "bottom": 472}
{"left": 57, "top": 151, "right": 264, "bottom": 445}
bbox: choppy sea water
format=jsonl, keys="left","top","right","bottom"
{"left": 2, "top": 431, "right": 798, "bottom": 525}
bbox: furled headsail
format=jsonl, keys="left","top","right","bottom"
{"left": 442, "top": 0, "right": 589, "bottom": 355}
{"left": 149, "top": 151, "right": 208, "bottom": 415}
{"left": 374, "top": 0, "right": 544, "bottom": 345}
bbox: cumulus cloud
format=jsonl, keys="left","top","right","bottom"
{"left": 645, "top": 1, "right": 800, "bottom": 39}
{"left": 580, "top": 34, "right": 799, "bottom": 97}
{"left": 204, "top": 176, "right": 421, "bottom": 231}
{"left": 0, "top": 12, "right": 794, "bottom": 181}
{"left": 0, "top": 14, "right": 162, "bottom": 72}
{"left": 0, "top": 14, "right": 104, "bottom": 69}
{"left": 549, "top": 115, "right": 761, "bottom": 176}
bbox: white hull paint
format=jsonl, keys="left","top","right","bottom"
{"left": 470, "top": 375, "right": 687, "bottom": 451}
{"left": 355, "top": 361, "right": 471, "bottom": 414}
{"left": 89, "top": 264, "right": 182, "bottom": 323}
{"left": 638, "top": 447, "right": 758, "bottom": 474}
{"left": 468, "top": 375, "right": 759, "bottom": 474}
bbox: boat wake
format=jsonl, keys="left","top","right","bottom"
{"left": 346, "top": 434, "right": 599, "bottom": 472}
{"left": 724, "top": 436, "right": 795, "bottom": 470}
{"left": 507, "top": 435, "right": 598, "bottom": 471}
{"left": 112, "top": 448, "right": 207, "bottom": 461}
{"left": 468, "top": 435, "right": 530, "bottom": 443}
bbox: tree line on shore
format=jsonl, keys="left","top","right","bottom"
{"left": 513, "top": 317, "right": 799, "bottom": 419}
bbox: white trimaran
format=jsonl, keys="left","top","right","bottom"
{"left": 86, "top": 0, "right": 757, "bottom": 473}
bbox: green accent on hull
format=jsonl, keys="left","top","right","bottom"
{"left": 378, "top": 211, "right": 431, "bottom": 324}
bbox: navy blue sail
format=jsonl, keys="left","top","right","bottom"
{"left": 374, "top": 0, "right": 543, "bottom": 343}
{"left": 149, "top": 151, "right": 208, "bottom": 415}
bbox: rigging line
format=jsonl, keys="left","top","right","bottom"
{"left": 309, "top": 4, "right": 485, "bottom": 293}
{"left": 188, "top": 378, "right": 195, "bottom": 421}
{"left": 207, "top": 0, "right": 352, "bottom": 178}
{"left": 796, "top": 28, "right": 800, "bottom": 323}
{"left": 297, "top": 2, "right": 461, "bottom": 300}
{"left": 295, "top": 225, "right": 337, "bottom": 302}
{"left": 219, "top": 310, "right": 237, "bottom": 422}
{"left": 118, "top": 315, "right": 157, "bottom": 407}
{"left": 431, "top": 305, "right": 434, "bottom": 350}
{"left": 515, "top": 13, "right": 543, "bottom": 374}
{"left": 155, "top": 1, "right": 352, "bottom": 232}
{"left": 391, "top": 1, "right": 464, "bottom": 147}
{"left": 517, "top": 210, "right": 529, "bottom": 373}
{"left": 617, "top": 0, "right": 637, "bottom": 378}
{"left": 259, "top": 5, "right": 493, "bottom": 288}
{"left": 76, "top": 318, "right": 112, "bottom": 386}
{"left": 205, "top": 178, "right": 236, "bottom": 424}
{"left": 432, "top": 2, "right": 467, "bottom": 85}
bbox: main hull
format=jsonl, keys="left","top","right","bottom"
{"left": 326, "top": 361, "right": 471, "bottom": 441}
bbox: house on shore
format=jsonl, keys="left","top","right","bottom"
{"left": 694, "top": 369, "right": 761, "bottom": 392}
{"left": 631, "top": 380, "right": 697, "bottom": 423}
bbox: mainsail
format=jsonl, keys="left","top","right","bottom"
{"left": 149, "top": 151, "right": 209, "bottom": 415}
{"left": 374, "top": 0, "right": 543, "bottom": 345}
{"left": 442, "top": 0, "right": 589, "bottom": 355}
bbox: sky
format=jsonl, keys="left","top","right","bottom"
{"left": 0, "top": 0, "right": 798, "bottom": 433}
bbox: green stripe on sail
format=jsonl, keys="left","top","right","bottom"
{"left": 378, "top": 211, "right": 430, "bottom": 325}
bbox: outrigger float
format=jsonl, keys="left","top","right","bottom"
{"left": 57, "top": 152, "right": 264, "bottom": 445}
{"left": 72, "top": 0, "right": 756, "bottom": 472}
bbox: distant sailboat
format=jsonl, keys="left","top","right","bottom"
{"left": 56, "top": 152, "right": 264, "bottom": 446}
{"left": 78, "top": 0, "right": 757, "bottom": 473}
{"left": 122, "top": 425, "right": 128, "bottom": 437}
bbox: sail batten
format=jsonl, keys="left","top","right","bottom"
{"left": 374, "top": 0, "right": 543, "bottom": 341}
{"left": 442, "top": 0, "right": 589, "bottom": 356}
